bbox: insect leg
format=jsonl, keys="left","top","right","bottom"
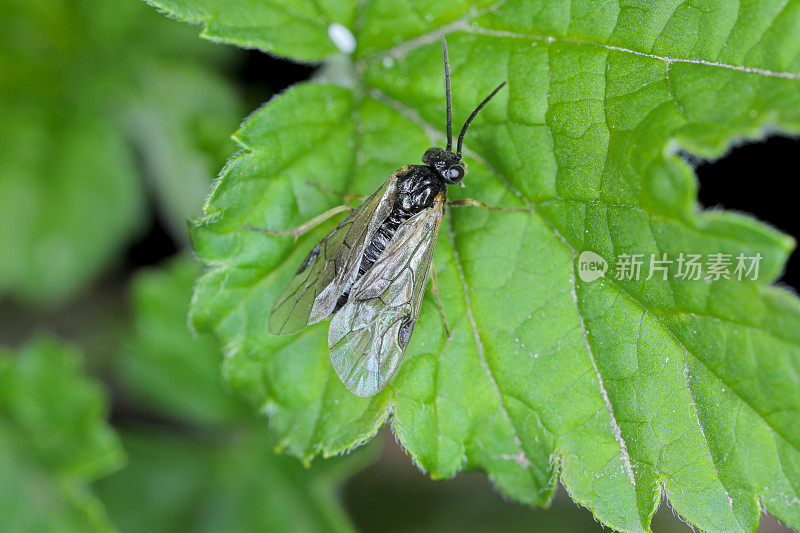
{"left": 244, "top": 204, "right": 354, "bottom": 242}
{"left": 447, "top": 198, "right": 529, "bottom": 212}
{"left": 304, "top": 179, "right": 366, "bottom": 203}
{"left": 429, "top": 264, "right": 451, "bottom": 339}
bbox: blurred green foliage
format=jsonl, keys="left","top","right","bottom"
{"left": 0, "top": 338, "right": 124, "bottom": 532}
{"left": 97, "top": 429, "right": 368, "bottom": 533}
{"left": 0, "top": 0, "right": 240, "bottom": 305}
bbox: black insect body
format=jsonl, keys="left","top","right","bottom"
{"left": 265, "top": 38, "right": 506, "bottom": 396}
{"left": 333, "top": 164, "right": 448, "bottom": 313}
{"left": 359, "top": 165, "right": 444, "bottom": 276}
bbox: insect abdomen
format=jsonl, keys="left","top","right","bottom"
{"left": 334, "top": 212, "right": 404, "bottom": 313}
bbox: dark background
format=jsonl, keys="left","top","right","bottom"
{"left": 695, "top": 136, "right": 800, "bottom": 289}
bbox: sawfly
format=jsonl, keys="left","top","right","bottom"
{"left": 258, "top": 38, "right": 506, "bottom": 397}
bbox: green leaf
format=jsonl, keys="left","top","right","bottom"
{"left": 0, "top": 0, "right": 241, "bottom": 305}
{"left": 100, "top": 255, "right": 372, "bottom": 532}
{"left": 0, "top": 338, "right": 124, "bottom": 532}
{"left": 182, "top": 1, "right": 800, "bottom": 531}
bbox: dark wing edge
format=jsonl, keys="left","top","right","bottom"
{"left": 328, "top": 192, "right": 444, "bottom": 397}
{"left": 268, "top": 172, "right": 404, "bottom": 335}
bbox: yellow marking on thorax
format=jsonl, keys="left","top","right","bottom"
{"left": 433, "top": 192, "right": 445, "bottom": 210}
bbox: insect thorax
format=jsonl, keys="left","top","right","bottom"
{"left": 394, "top": 165, "right": 445, "bottom": 213}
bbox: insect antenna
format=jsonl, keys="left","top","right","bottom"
{"left": 456, "top": 81, "right": 507, "bottom": 159}
{"left": 442, "top": 37, "right": 453, "bottom": 152}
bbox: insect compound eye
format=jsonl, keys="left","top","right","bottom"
{"left": 445, "top": 165, "right": 465, "bottom": 183}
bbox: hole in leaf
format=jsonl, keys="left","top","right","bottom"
{"left": 696, "top": 136, "right": 800, "bottom": 288}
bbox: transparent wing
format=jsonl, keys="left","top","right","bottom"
{"left": 329, "top": 192, "right": 444, "bottom": 397}
{"left": 268, "top": 174, "right": 401, "bottom": 335}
